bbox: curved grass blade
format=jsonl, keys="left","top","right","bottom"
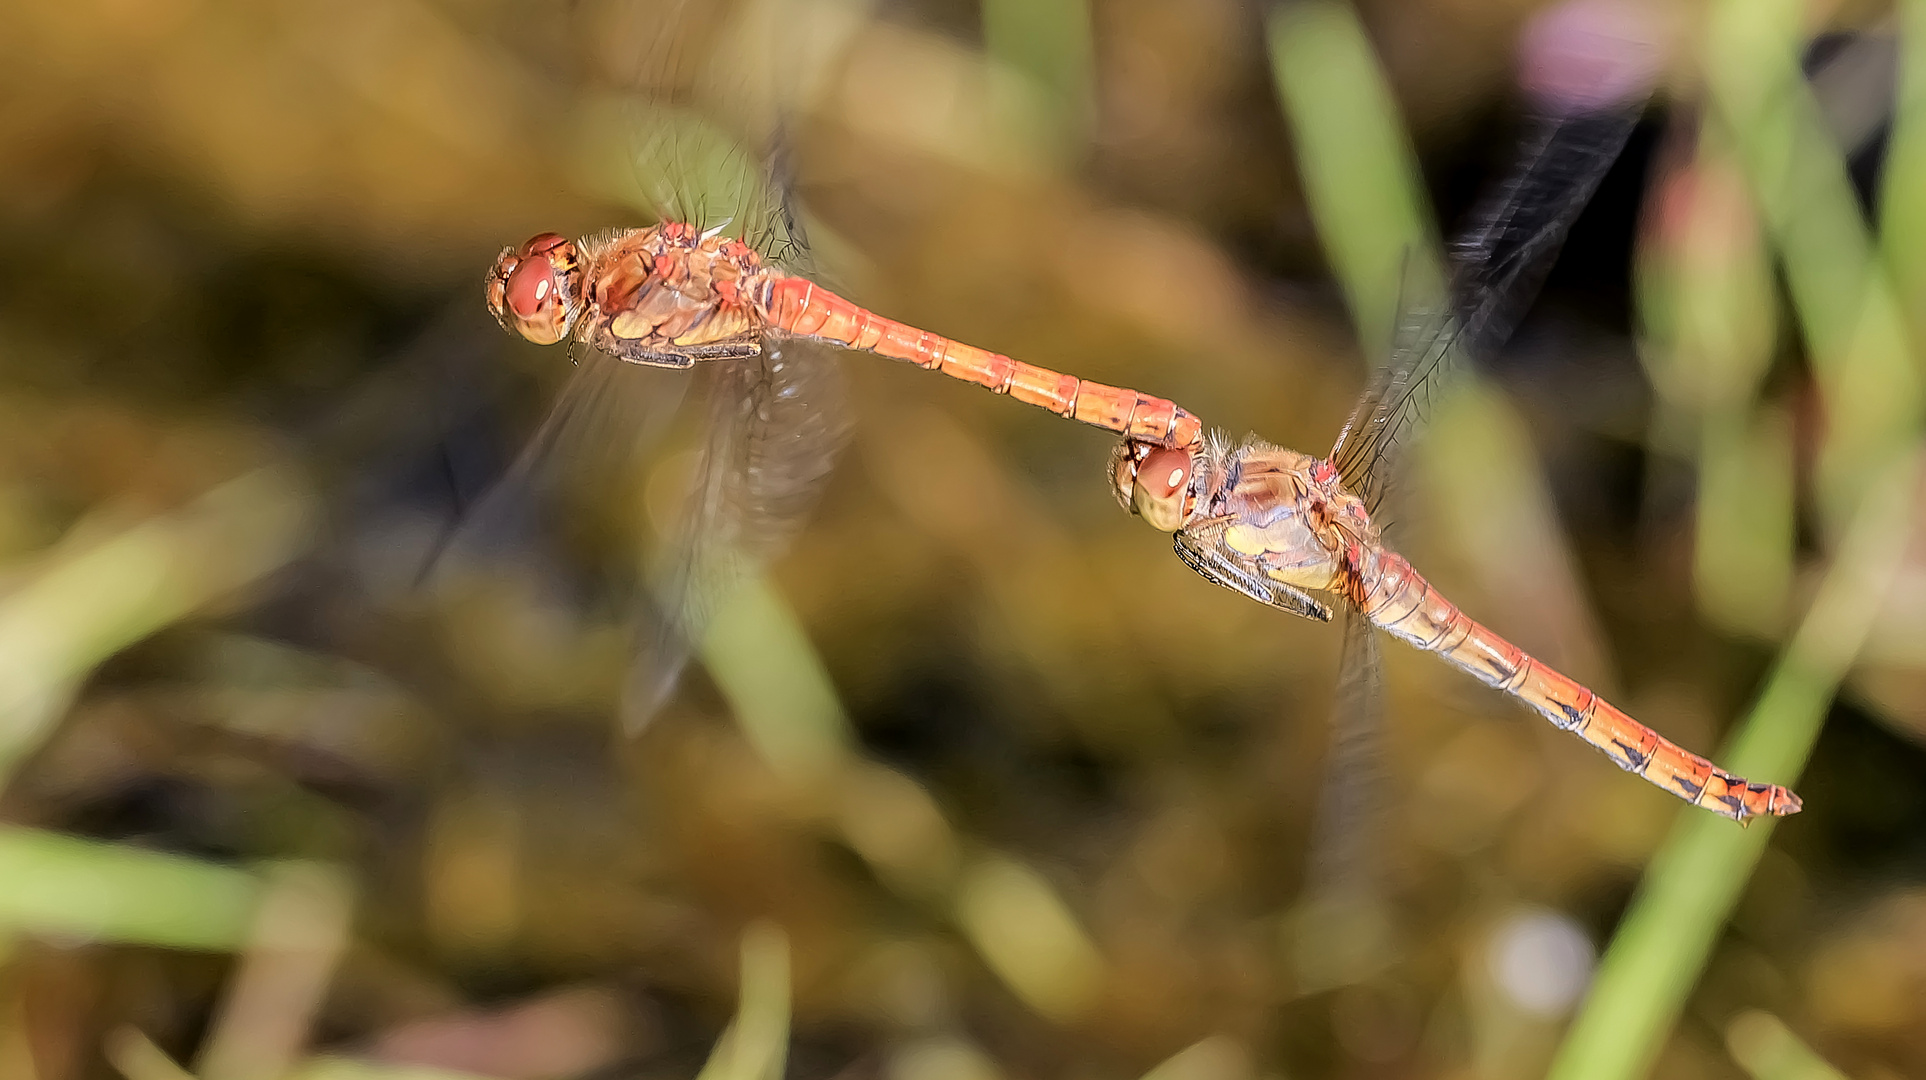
{"left": 1545, "top": 451, "right": 1918, "bottom": 1080}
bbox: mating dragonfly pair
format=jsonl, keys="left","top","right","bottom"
{"left": 474, "top": 9, "right": 1800, "bottom": 823}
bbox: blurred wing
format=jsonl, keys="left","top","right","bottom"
{"left": 1289, "top": 609, "right": 1398, "bottom": 992}
{"left": 1304, "top": 609, "right": 1386, "bottom": 898}
{"left": 423, "top": 349, "right": 689, "bottom": 599}
{"left": 599, "top": 0, "right": 872, "bottom": 272}
{"left": 1327, "top": 99, "right": 1648, "bottom": 515}
{"left": 606, "top": 0, "right": 776, "bottom": 236}
{"left": 625, "top": 337, "right": 849, "bottom": 722}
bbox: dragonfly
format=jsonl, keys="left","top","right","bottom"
{"left": 476, "top": 0, "right": 1799, "bottom": 819}
{"left": 482, "top": 224, "right": 1202, "bottom": 719}
{"left": 1107, "top": 55, "right": 1802, "bottom": 823}
{"left": 468, "top": 0, "right": 1204, "bottom": 716}
{"left": 486, "top": 225, "right": 1200, "bottom": 450}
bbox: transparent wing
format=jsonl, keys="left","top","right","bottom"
{"left": 625, "top": 337, "right": 849, "bottom": 722}
{"left": 1304, "top": 609, "right": 1386, "bottom": 898}
{"left": 422, "top": 349, "right": 691, "bottom": 603}
{"left": 488, "top": 0, "right": 856, "bottom": 718}
{"left": 1328, "top": 93, "right": 1650, "bottom": 515}
{"left": 1287, "top": 608, "right": 1398, "bottom": 993}
{"left": 590, "top": 0, "right": 872, "bottom": 271}
{"left": 595, "top": 0, "right": 785, "bottom": 243}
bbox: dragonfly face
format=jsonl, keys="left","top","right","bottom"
{"left": 486, "top": 233, "right": 586, "bottom": 346}
{"left": 1117, "top": 434, "right": 1351, "bottom": 622}
{"left": 1112, "top": 440, "right": 1203, "bottom": 532}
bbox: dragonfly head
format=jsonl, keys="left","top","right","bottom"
{"left": 1112, "top": 439, "right": 1201, "bottom": 532}
{"left": 486, "top": 233, "right": 585, "bottom": 346}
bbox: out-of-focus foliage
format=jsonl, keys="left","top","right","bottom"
{"left": 2, "top": 1, "right": 1923, "bottom": 1079}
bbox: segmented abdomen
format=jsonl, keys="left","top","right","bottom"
{"left": 1356, "top": 549, "right": 1800, "bottom": 821}
{"left": 761, "top": 276, "right": 1202, "bottom": 450}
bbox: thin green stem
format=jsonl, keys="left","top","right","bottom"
{"left": 1546, "top": 450, "right": 1920, "bottom": 1080}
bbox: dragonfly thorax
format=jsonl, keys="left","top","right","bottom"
{"left": 1209, "top": 440, "right": 1377, "bottom": 595}
{"left": 488, "top": 225, "right": 774, "bottom": 368}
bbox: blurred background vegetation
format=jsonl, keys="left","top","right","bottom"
{"left": 3, "top": 0, "right": 1925, "bottom": 1078}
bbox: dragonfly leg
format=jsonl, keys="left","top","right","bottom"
{"left": 614, "top": 349, "right": 696, "bottom": 369}
{"left": 616, "top": 341, "right": 765, "bottom": 368}
{"left": 1174, "top": 530, "right": 1333, "bottom": 622}
{"left": 674, "top": 342, "right": 763, "bottom": 361}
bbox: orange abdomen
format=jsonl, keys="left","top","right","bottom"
{"left": 1357, "top": 550, "right": 1800, "bottom": 821}
{"left": 761, "top": 276, "right": 1203, "bottom": 450}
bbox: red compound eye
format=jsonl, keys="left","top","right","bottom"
{"left": 522, "top": 232, "right": 569, "bottom": 257}
{"left": 506, "top": 257, "right": 557, "bottom": 318}
{"left": 1138, "top": 447, "right": 1191, "bottom": 499}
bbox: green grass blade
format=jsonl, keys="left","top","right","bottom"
{"left": 0, "top": 467, "right": 313, "bottom": 784}
{"left": 702, "top": 575, "right": 857, "bottom": 786}
{"left": 1265, "top": 0, "right": 1442, "bottom": 360}
{"left": 695, "top": 921, "right": 792, "bottom": 1080}
{"left": 1551, "top": 5, "right": 1926, "bottom": 1070}
{"left": 1545, "top": 450, "right": 1921, "bottom": 1080}
{"left": 0, "top": 463, "right": 312, "bottom": 781}
{"left": 0, "top": 828, "right": 264, "bottom": 950}
{"left": 1725, "top": 1010, "right": 1851, "bottom": 1080}
{"left": 1881, "top": 0, "right": 1926, "bottom": 325}
{"left": 1706, "top": 0, "right": 1922, "bottom": 528}
{"left": 982, "top": 0, "right": 1095, "bottom": 147}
